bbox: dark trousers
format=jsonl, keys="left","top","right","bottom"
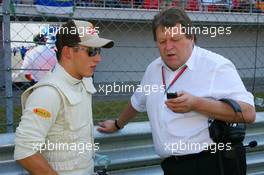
{"left": 161, "top": 146, "right": 246, "bottom": 175}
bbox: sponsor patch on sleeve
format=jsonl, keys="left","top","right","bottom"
{"left": 33, "top": 108, "right": 51, "bottom": 119}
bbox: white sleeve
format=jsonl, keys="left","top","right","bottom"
{"left": 131, "top": 71, "right": 148, "bottom": 112}
{"left": 209, "top": 61, "right": 254, "bottom": 106}
{"left": 14, "top": 86, "right": 61, "bottom": 160}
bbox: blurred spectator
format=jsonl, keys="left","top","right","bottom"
{"left": 144, "top": 0, "right": 159, "bottom": 9}
{"left": 232, "top": 0, "right": 250, "bottom": 12}
{"left": 160, "top": 0, "right": 179, "bottom": 8}
{"left": 20, "top": 33, "right": 57, "bottom": 84}
{"left": 186, "top": 0, "right": 200, "bottom": 11}
{"left": 255, "top": 0, "right": 264, "bottom": 12}
{"left": 33, "top": 33, "right": 47, "bottom": 45}
{"left": 120, "top": 0, "right": 132, "bottom": 8}
{"left": 13, "top": 47, "right": 17, "bottom": 56}
{"left": 20, "top": 46, "right": 27, "bottom": 60}
{"left": 93, "top": 0, "right": 104, "bottom": 7}
{"left": 134, "top": 0, "right": 144, "bottom": 7}
{"left": 105, "top": 0, "right": 122, "bottom": 7}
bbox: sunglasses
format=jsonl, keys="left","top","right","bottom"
{"left": 70, "top": 45, "right": 101, "bottom": 57}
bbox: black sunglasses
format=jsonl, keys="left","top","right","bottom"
{"left": 70, "top": 45, "right": 101, "bottom": 57}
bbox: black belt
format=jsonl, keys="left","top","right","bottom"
{"left": 165, "top": 150, "right": 212, "bottom": 162}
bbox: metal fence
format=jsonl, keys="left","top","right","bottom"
{"left": 5, "top": 0, "right": 264, "bottom": 13}
{"left": 0, "top": 0, "right": 264, "bottom": 133}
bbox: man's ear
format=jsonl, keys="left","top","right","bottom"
{"left": 61, "top": 46, "right": 71, "bottom": 61}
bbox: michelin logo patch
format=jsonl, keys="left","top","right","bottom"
{"left": 33, "top": 108, "right": 51, "bottom": 119}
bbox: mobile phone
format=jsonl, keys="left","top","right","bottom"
{"left": 167, "top": 92, "right": 178, "bottom": 99}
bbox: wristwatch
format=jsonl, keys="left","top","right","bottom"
{"left": 114, "top": 119, "right": 123, "bottom": 130}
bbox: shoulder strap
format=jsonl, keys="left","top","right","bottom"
{"left": 219, "top": 98, "right": 242, "bottom": 113}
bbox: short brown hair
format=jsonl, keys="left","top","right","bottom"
{"left": 55, "top": 20, "right": 81, "bottom": 61}
{"left": 152, "top": 7, "right": 196, "bottom": 42}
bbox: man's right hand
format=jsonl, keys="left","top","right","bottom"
{"left": 97, "top": 120, "right": 119, "bottom": 133}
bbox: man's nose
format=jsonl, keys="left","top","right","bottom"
{"left": 165, "top": 40, "right": 173, "bottom": 51}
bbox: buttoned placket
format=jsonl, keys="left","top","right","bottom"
{"left": 159, "top": 64, "right": 188, "bottom": 145}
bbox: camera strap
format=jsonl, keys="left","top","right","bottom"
{"left": 219, "top": 98, "right": 242, "bottom": 113}
{"left": 208, "top": 98, "right": 246, "bottom": 134}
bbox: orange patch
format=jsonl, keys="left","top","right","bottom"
{"left": 33, "top": 108, "right": 51, "bottom": 119}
